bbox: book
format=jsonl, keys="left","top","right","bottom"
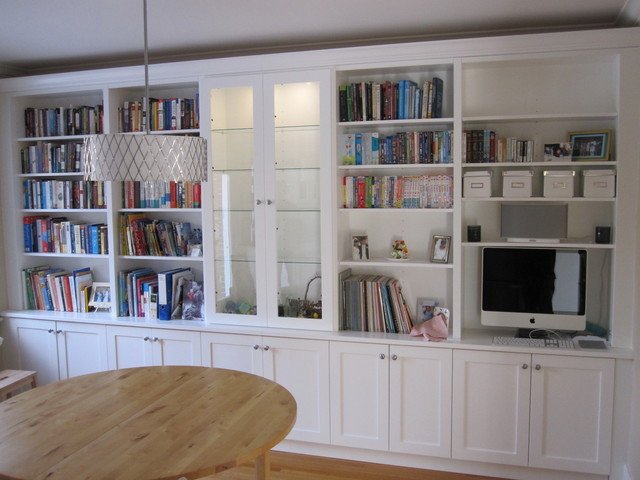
{"left": 157, "top": 267, "right": 190, "bottom": 320}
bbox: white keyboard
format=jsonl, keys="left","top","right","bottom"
{"left": 493, "top": 336, "right": 575, "bottom": 349}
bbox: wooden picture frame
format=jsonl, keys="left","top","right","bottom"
{"left": 569, "top": 130, "right": 611, "bottom": 161}
{"left": 430, "top": 235, "right": 451, "bottom": 263}
{"left": 88, "top": 282, "right": 111, "bottom": 310}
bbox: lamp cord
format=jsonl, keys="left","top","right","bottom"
{"left": 143, "top": 0, "right": 150, "bottom": 135}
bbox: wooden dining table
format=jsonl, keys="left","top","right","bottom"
{"left": 0, "top": 366, "right": 296, "bottom": 480}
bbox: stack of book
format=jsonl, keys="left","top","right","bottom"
{"left": 342, "top": 174, "right": 453, "bottom": 209}
{"left": 463, "top": 129, "right": 534, "bottom": 163}
{"left": 21, "top": 265, "right": 94, "bottom": 312}
{"left": 118, "top": 267, "right": 198, "bottom": 320}
{"left": 341, "top": 130, "right": 453, "bottom": 165}
{"left": 23, "top": 217, "right": 108, "bottom": 254}
{"left": 119, "top": 214, "right": 193, "bottom": 257}
{"left": 23, "top": 180, "right": 106, "bottom": 210}
{"left": 24, "top": 105, "right": 104, "bottom": 137}
{"left": 340, "top": 272, "right": 413, "bottom": 334}
{"left": 21, "top": 141, "right": 84, "bottom": 174}
{"left": 338, "top": 77, "right": 443, "bottom": 122}
{"left": 122, "top": 181, "right": 201, "bottom": 209}
{"left": 118, "top": 96, "right": 199, "bottom": 132}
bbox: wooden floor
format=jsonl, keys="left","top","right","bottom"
{"left": 207, "top": 452, "right": 504, "bottom": 480}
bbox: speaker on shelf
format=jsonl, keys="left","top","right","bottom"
{"left": 595, "top": 226, "right": 611, "bottom": 244}
{"left": 467, "top": 225, "right": 481, "bottom": 242}
{"left": 501, "top": 203, "right": 568, "bottom": 241}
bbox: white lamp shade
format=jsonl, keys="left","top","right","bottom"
{"left": 83, "top": 133, "right": 208, "bottom": 182}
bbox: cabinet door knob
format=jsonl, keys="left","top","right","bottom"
{"left": 391, "top": 354, "right": 398, "bottom": 361}
{"left": 263, "top": 345, "right": 270, "bottom": 351}
{"left": 56, "top": 330, "right": 63, "bottom": 335}
{"left": 535, "top": 364, "right": 542, "bottom": 370}
{"left": 267, "top": 199, "right": 273, "bottom": 205}
{"left": 522, "top": 364, "right": 528, "bottom": 369}
{"left": 153, "top": 337, "right": 160, "bottom": 342}
{"left": 143, "top": 336, "right": 150, "bottom": 341}
{"left": 379, "top": 353, "right": 386, "bottom": 360}
{"left": 253, "top": 344, "right": 260, "bottom": 350}
{"left": 256, "top": 199, "right": 263, "bottom": 205}
{"left": 48, "top": 329, "right": 55, "bottom": 334}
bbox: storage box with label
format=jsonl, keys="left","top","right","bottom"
{"left": 502, "top": 170, "right": 533, "bottom": 198}
{"left": 583, "top": 169, "right": 616, "bottom": 198}
{"left": 463, "top": 170, "right": 492, "bottom": 198}
{"left": 543, "top": 170, "right": 575, "bottom": 198}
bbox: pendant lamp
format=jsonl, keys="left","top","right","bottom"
{"left": 83, "top": 0, "right": 207, "bottom": 182}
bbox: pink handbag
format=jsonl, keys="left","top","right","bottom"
{"left": 410, "top": 307, "right": 449, "bottom": 342}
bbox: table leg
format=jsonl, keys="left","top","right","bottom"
{"left": 255, "top": 451, "right": 271, "bottom": 480}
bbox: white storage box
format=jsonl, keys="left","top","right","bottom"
{"left": 583, "top": 169, "right": 616, "bottom": 198}
{"left": 463, "top": 171, "right": 492, "bottom": 198}
{"left": 543, "top": 170, "right": 575, "bottom": 198}
{"left": 502, "top": 170, "right": 533, "bottom": 198}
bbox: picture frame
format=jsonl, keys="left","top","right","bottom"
{"left": 88, "top": 282, "right": 111, "bottom": 310}
{"left": 430, "top": 235, "right": 451, "bottom": 263}
{"left": 416, "top": 298, "right": 439, "bottom": 324}
{"left": 569, "top": 130, "right": 611, "bottom": 161}
{"left": 352, "top": 235, "right": 370, "bottom": 261}
{"left": 543, "top": 142, "right": 572, "bottom": 162}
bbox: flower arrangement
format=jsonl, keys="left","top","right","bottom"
{"left": 391, "top": 239, "right": 409, "bottom": 259}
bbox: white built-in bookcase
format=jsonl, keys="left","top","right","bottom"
{"left": 0, "top": 29, "right": 638, "bottom": 348}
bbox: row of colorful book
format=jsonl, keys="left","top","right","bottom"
{"left": 23, "top": 180, "right": 106, "bottom": 210}
{"left": 340, "top": 271, "right": 413, "bottom": 334}
{"left": 122, "top": 180, "right": 202, "bottom": 209}
{"left": 20, "top": 141, "right": 84, "bottom": 174}
{"left": 338, "top": 77, "right": 444, "bottom": 122}
{"left": 341, "top": 130, "right": 453, "bottom": 165}
{"left": 118, "top": 266, "right": 203, "bottom": 320}
{"left": 24, "top": 105, "right": 104, "bottom": 138}
{"left": 21, "top": 265, "right": 94, "bottom": 312}
{"left": 23, "top": 216, "right": 108, "bottom": 254}
{"left": 119, "top": 213, "right": 195, "bottom": 257}
{"left": 117, "top": 96, "right": 199, "bottom": 132}
{"left": 342, "top": 174, "right": 453, "bottom": 209}
{"left": 463, "top": 129, "right": 535, "bottom": 163}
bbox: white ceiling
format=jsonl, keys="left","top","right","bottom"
{"left": 1, "top": 0, "right": 639, "bottom": 77}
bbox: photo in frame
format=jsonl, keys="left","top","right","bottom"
{"left": 88, "top": 282, "right": 111, "bottom": 310}
{"left": 416, "top": 298, "right": 439, "bottom": 324}
{"left": 569, "top": 130, "right": 611, "bottom": 161}
{"left": 543, "top": 142, "right": 572, "bottom": 162}
{"left": 352, "top": 235, "right": 370, "bottom": 260}
{"left": 430, "top": 235, "right": 451, "bottom": 263}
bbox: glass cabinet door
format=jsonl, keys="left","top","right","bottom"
{"left": 264, "top": 72, "right": 330, "bottom": 325}
{"left": 209, "top": 79, "right": 264, "bottom": 318}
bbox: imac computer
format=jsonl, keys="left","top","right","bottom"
{"left": 481, "top": 247, "right": 587, "bottom": 332}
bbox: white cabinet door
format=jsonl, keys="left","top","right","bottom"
{"left": 56, "top": 322, "right": 108, "bottom": 379}
{"left": 452, "top": 349, "right": 531, "bottom": 466}
{"left": 106, "top": 326, "right": 154, "bottom": 369}
{"left": 263, "top": 337, "right": 330, "bottom": 444}
{"left": 330, "top": 341, "right": 389, "bottom": 450}
{"left": 152, "top": 329, "right": 201, "bottom": 366}
{"left": 389, "top": 345, "right": 452, "bottom": 457}
{"left": 200, "top": 332, "right": 263, "bottom": 374}
{"left": 529, "top": 354, "right": 614, "bottom": 474}
{"left": 2, "top": 318, "right": 59, "bottom": 385}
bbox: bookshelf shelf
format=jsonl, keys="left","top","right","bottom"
{"left": 119, "top": 208, "right": 201, "bottom": 213}
{"left": 338, "top": 164, "right": 453, "bottom": 171}
{"left": 461, "top": 241, "right": 614, "bottom": 249}
{"left": 462, "top": 197, "right": 615, "bottom": 203}
{"left": 462, "top": 161, "right": 617, "bottom": 168}
{"left": 340, "top": 259, "right": 453, "bottom": 269}
{"left": 462, "top": 112, "right": 617, "bottom": 123}
{"left": 18, "top": 172, "right": 85, "bottom": 178}
{"left": 22, "top": 208, "right": 108, "bottom": 213}
{"left": 338, "top": 117, "right": 454, "bottom": 128}
{"left": 339, "top": 207, "right": 454, "bottom": 213}
{"left": 23, "top": 252, "right": 109, "bottom": 258}
{"left": 119, "top": 255, "right": 204, "bottom": 262}
{"left": 16, "top": 135, "right": 87, "bottom": 142}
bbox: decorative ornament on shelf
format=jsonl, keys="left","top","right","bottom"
{"left": 83, "top": 0, "right": 207, "bottom": 183}
{"left": 390, "top": 239, "right": 409, "bottom": 260}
